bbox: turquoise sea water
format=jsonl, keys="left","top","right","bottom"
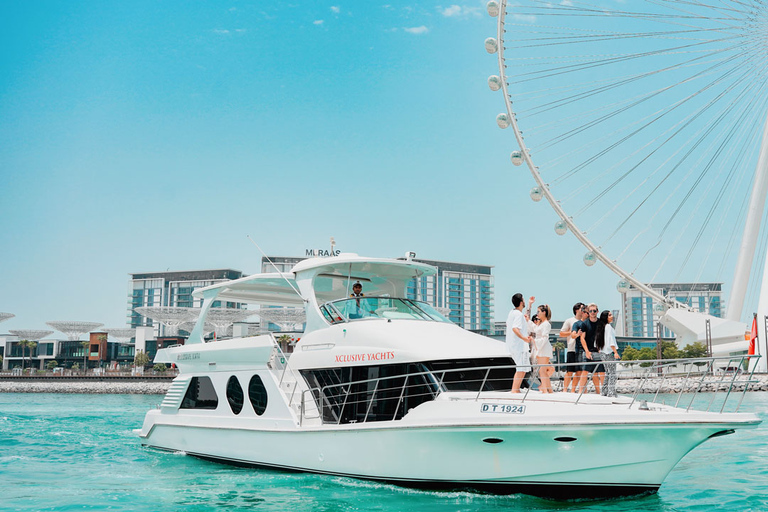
{"left": 1, "top": 393, "right": 766, "bottom": 512}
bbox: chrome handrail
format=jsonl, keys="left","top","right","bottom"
{"left": 294, "top": 354, "right": 761, "bottom": 425}
{"left": 265, "top": 333, "right": 306, "bottom": 409}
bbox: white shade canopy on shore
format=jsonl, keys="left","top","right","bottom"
{"left": 134, "top": 307, "right": 198, "bottom": 336}
{"left": 103, "top": 328, "right": 137, "bottom": 344}
{"left": 45, "top": 321, "right": 104, "bottom": 341}
{"left": 254, "top": 308, "right": 305, "bottom": 331}
{"left": 8, "top": 329, "right": 54, "bottom": 341}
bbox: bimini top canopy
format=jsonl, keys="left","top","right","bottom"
{"left": 192, "top": 272, "right": 303, "bottom": 306}
{"left": 295, "top": 254, "right": 436, "bottom": 303}
{"left": 192, "top": 254, "right": 437, "bottom": 306}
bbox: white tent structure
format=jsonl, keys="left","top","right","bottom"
{"left": 660, "top": 309, "right": 748, "bottom": 357}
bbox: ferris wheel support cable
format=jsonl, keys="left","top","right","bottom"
{"left": 597, "top": 63, "right": 767, "bottom": 246}
{"left": 605, "top": 99, "right": 751, "bottom": 257}
{"left": 676, "top": 128, "right": 761, "bottom": 282}
{"left": 523, "top": 0, "right": 749, "bottom": 24}
{"left": 537, "top": 48, "right": 758, "bottom": 187}
{"left": 666, "top": 97, "right": 764, "bottom": 279}
{"left": 523, "top": 36, "right": 755, "bottom": 129}
{"left": 509, "top": 35, "right": 743, "bottom": 85}
{"left": 494, "top": 1, "right": 679, "bottom": 307}
{"left": 653, "top": 117, "right": 758, "bottom": 284}
{"left": 595, "top": 86, "right": 758, "bottom": 240}
{"left": 550, "top": 51, "right": 768, "bottom": 208}
{"left": 542, "top": 71, "right": 737, "bottom": 190}
{"left": 646, "top": 87, "right": 766, "bottom": 259}
{"left": 542, "top": 38, "right": 767, "bottom": 219}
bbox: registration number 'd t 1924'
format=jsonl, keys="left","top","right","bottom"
{"left": 480, "top": 403, "right": 526, "bottom": 414}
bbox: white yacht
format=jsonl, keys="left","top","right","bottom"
{"left": 137, "top": 254, "right": 761, "bottom": 499}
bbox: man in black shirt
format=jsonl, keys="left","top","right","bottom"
{"left": 576, "top": 303, "right": 601, "bottom": 393}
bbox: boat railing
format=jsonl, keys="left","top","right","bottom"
{"left": 265, "top": 334, "right": 307, "bottom": 410}
{"left": 624, "top": 354, "right": 760, "bottom": 413}
{"left": 296, "top": 355, "right": 761, "bottom": 425}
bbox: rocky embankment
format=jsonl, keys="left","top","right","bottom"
{"left": 0, "top": 379, "right": 172, "bottom": 394}
{"left": 1, "top": 375, "right": 767, "bottom": 395}
{"left": 614, "top": 374, "right": 768, "bottom": 394}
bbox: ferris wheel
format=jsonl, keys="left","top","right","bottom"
{"left": 484, "top": 0, "right": 768, "bottom": 325}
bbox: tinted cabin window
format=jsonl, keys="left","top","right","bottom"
{"left": 180, "top": 377, "right": 219, "bottom": 410}
{"left": 248, "top": 375, "right": 268, "bottom": 415}
{"left": 301, "top": 363, "right": 439, "bottom": 424}
{"left": 425, "top": 358, "right": 515, "bottom": 392}
{"left": 226, "top": 376, "right": 244, "bottom": 415}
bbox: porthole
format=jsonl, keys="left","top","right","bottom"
{"left": 226, "top": 376, "right": 244, "bottom": 415}
{"left": 248, "top": 374, "right": 268, "bottom": 416}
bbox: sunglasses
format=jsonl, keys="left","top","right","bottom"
{"left": 589, "top": 309, "right": 598, "bottom": 313}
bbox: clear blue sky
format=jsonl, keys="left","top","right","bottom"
{"left": 0, "top": 1, "right": 726, "bottom": 333}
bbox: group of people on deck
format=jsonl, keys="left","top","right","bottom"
{"left": 506, "top": 294, "right": 621, "bottom": 396}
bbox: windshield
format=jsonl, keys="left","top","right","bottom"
{"left": 321, "top": 297, "right": 452, "bottom": 324}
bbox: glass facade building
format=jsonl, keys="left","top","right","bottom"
{"left": 405, "top": 259, "right": 494, "bottom": 333}
{"left": 128, "top": 269, "right": 244, "bottom": 337}
{"left": 621, "top": 282, "right": 723, "bottom": 337}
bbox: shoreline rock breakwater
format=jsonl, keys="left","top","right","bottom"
{"left": 1, "top": 374, "right": 767, "bottom": 395}
{"left": 614, "top": 374, "right": 768, "bottom": 394}
{"left": 0, "top": 380, "right": 172, "bottom": 394}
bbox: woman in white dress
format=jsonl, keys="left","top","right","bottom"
{"left": 595, "top": 310, "right": 621, "bottom": 397}
{"left": 534, "top": 304, "right": 554, "bottom": 393}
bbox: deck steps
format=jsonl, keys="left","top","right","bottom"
{"left": 160, "top": 375, "right": 191, "bottom": 410}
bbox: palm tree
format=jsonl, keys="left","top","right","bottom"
{"left": 18, "top": 339, "right": 29, "bottom": 372}
{"left": 19, "top": 340, "right": 37, "bottom": 372}
{"left": 28, "top": 341, "right": 37, "bottom": 371}
{"left": 80, "top": 340, "right": 90, "bottom": 373}
{"left": 276, "top": 334, "right": 292, "bottom": 354}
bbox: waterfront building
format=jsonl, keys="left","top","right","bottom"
{"left": 405, "top": 258, "right": 494, "bottom": 333}
{"left": 621, "top": 283, "right": 724, "bottom": 338}
{"left": 128, "top": 269, "right": 245, "bottom": 337}
{"left": 261, "top": 256, "right": 495, "bottom": 332}
{"left": 0, "top": 335, "right": 58, "bottom": 371}
{"left": 0, "top": 331, "right": 135, "bottom": 371}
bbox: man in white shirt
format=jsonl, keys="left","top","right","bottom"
{"left": 559, "top": 302, "right": 584, "bottom": 393}
{"left": 506, "top": 293, "right": 533, "bottom": 393}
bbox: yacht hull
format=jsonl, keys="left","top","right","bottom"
{"left": 140, "top": 417, "right": 751, "bottom": 499}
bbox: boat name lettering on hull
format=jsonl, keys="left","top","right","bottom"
{"left": 481, "top": 404, "right": 526, "bottom": 414}
{"left": 334, "top": 352, "right": 395, "bottom": 364}
{"left": 177, "top": 353, "right": 201, "bottom": 361}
